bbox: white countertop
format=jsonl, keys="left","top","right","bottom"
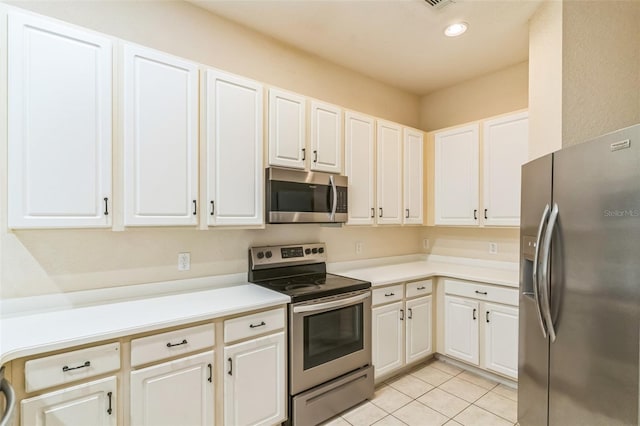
{"left": 331, "top": 255, "right": 519, "bottom": 288}
{"left": 0, "top": 284, "right": 289, "bottom": 365}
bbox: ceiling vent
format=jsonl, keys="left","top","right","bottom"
{"left": 424, "top": 0, "right": 453, "bottom": 9}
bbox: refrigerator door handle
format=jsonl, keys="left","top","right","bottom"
{"left": 532, "top": 203, "right": 550, "bottom": 338}
{"left": 540, "top": 202, "right": 559, "bottom": 343}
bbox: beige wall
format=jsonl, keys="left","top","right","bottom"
{"left": 528, "top": 0, "right": 563, "bottom": 160}
{"left": 426, "top": 227, "right": 519, "bottom": 263}
{"left": 561, "top": 0, "right": 640, "bottom": 147}
{"left": 0, "top": 1, "right": 424, "bottom": 299}
{"left": 419, "top": 61, "right": 529, "bottom": 132}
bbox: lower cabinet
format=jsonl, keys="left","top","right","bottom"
{"left": 21, "top": 376, "right": 117, "bottom": 426}
{"left": 223, "top": 332, "right": 286, "bottom": 426}
{"left": 443, "top": 279, "right": 518, "bottom": 379}
{"left": 130, "top": 351, "right": 214, "bottom": 426}
{"left": 371, "top": 280, "right": 433, "bottom": 380}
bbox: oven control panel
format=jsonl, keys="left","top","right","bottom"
{"left": 250, "top": 243, "right": 327, "bottom": 268}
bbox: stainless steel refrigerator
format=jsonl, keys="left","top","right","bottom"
{"left": 518, "top": 124, "right": 640, "bottom": 426}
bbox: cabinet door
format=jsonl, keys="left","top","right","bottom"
{"left": 484, "top": 303, "right": 519, "bottom": 379}
{"left": 345, "top": 112, "right": 375, "bottom": 225}
{"left": 8, "top": 12, "right": 112, "bottom": 229}
{"left": 434, "top": 124, "right": 479, "bottom": 226}
{"left": 482, "top": 111, "right": 528, "bottom": 226}
{"left": 224, "top": 332, "right": 286, "bottom": 426}
{"left": 21, "top": 376, "right": 116, "bottom": 426}
{"left": 406, "top": 296, "right": 432, "bottom": 364}
{"left": 310, "top": 101, "right": 342, "bottom": 174}
{"left": 376, "top": 121, "right": 403, "bottom": 225}
{"left": 206, "top": 69, "right": 264, "bottom": 226}
{"left": 123, "top": 43, "right": 199, "bottom": 226}
{"left": 444, "top": 296, "right": 479, "bottom": 365}
{"left": 130, "top": 351, "right": 214, "bottom": 426}
{"left": 372, "top": 302, "right": 403, "bottom": 378}
{"left": 268, "top": 88, "right": 306, "bottom": 169}
{"left": 403, "top": 128, "right": 424, "bottom": 225}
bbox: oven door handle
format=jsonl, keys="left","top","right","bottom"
{"left": 293, "top": 292, "right": 370, "bottom": 314}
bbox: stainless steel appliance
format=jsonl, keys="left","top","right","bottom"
{"left": 518, "top": 124, "right": 640, "bottom": 426}
{"left": 265, "top": 168, "right": 348, "bottom": 224}
{"left": 249, "top": 243, "right": 373, "bottom": 425}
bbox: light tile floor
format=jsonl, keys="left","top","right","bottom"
{"left": 323, "top": 359, "right": 517, "bottom": 426}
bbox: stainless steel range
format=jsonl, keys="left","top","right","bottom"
{"left": 248, "top": 243, "right": 374, "bottom": 426}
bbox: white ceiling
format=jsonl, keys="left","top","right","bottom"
{"left": 192, "top": 0, "right": 542, "bottom": 95}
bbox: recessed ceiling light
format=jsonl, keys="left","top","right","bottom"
{"left": 444, "top": 22, "right": 468, "bottom": 37}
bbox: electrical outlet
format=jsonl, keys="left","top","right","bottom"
{"left": 489, "top": 242, "right": 498, "bottom": 255}
{"left": 423, "top": 239, "right": 430, "bottom": 249}
{"left": 178, "top": 252, "right": 191, "bottom": 271}
{"left": 355, "top": 242, "right": 364, "bottom": 254}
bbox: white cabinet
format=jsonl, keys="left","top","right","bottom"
{"left": 376, "top": 121, "right": 403, "bottom": 225}
{"left": 7, "top": 12, "right": 112, "bottom": 228}
{"left": 433, "top": 111, "right": 529, "bottom": 227}
{"left": 443, "top": 280, "right": 519, "bottom": 379}
{"left": 371, "top": 280, "right": 433, "bottom": 380}
{"left": 21, "top": 376, "right": 116, "bottom": 426}
{"left": 403, "top": 128, "right": 424, "bottom": 225}
{"left": 130, "top": 351, "right": 214, "bottom": 426}
{"left": 444, "top": 296, "right": 480, "bottom": 365}
{"left": 310, "top": 101, "right": 342, "bottom": 174}
{"left": 345, "top": 111, "right": 375, "bottom": 225}
{"left": 123, "top": 43, "right": 199, "bottom": 226}
{"left": 372, "top": 302, "right": 404, "bottom": 377}
{"left": 268, "top": 88, "right": 306, "bottom": 170}
{"left": 482, "top": 111, "right": 529, "bottom": 226}
{"left": 223, "top": 332, "right": 286, "bottom": 426}
{"left": 405, "top": 296, "right": 432, "bottom": 364}
{"left": 484, "top": 303, "right": 519, "bottom": 378}
{"left": 205, "top": 69, "right": 264, "bottom": 226}
{"left": 434, "top": 123, "right": 480, "bottom": 226}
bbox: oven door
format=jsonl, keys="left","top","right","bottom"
{"left": 289, "top": 290, "right": 372, "bottom": 395}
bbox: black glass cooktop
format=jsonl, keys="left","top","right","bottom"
{"left": 251, "top": 272, "right": 370, "bottom": 303}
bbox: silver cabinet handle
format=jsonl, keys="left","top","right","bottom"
{"left": 540, "top": 202, "right": 559, "bottom": 343}
{"left": 533, "top": 204, "right": 550, "bottom": 338}
{"left": 0, "top": 368, "right": 16, "bottom": 426}
{"left": 408, "top": 308, "right": 413, "bottom": 319}
{"left": 313, "top": 150, "right": 318, "bottom": 163}
{"left": 370, "top": 208, "right": 374, "bottom": 218}
{"left": 472, "top": 308, "right": 477, "bottom": 320}
{"left": 329, "top": 175, "right": 337, "bottom": 222}
{"left": 486, "top": 311, "right": 490, "bottom": 323}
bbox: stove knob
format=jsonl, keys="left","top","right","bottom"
{"left": 305, "top": 248, "right": 311, "bottom": 255}
{"left": 265, "top": 251, "right": 273, "bottom": 259}
{"left": 318, "top": 247, "right": 325, "bottom": 254}
{"left": 257, "top": 251, "right": 264, "bottom": 259}
{"left": 312, "top": 248, "right": 318, "bottom": 254}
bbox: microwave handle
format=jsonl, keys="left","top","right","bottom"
{"left": 329, "top": 175, "right": 337, "bottom": 222}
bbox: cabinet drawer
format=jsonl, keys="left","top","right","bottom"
{"left": 372, "top": 284, "right": 404, "bottom": 306}
{"left": 224, "top": 308, "right": 285, "bottom": 343}
{"left": 406, "top": 279, "right": 433, "bottom": 299}
{"left": 131, "top": 324, "right": 215, "bottom": 367}
{"left": 25, "top": 343, "right": 120, "bottom": 393}
{"left": 444, "top": 279, "right": 518, "bottom": 306}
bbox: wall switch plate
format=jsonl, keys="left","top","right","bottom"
{"left": 489, "top": 242, "right": 498, "bottom": 255}
{"left": 355, "top": 242, "right": 364, "bottom": 254}
{"left": 423, "top": 239, "right": 430, "bottom": 249}
{"left": 178, "top": 252, "right": 191, "bottom": 271}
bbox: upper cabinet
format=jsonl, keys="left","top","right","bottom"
{"left": 345, "top": 112, "right": 376, "bottom": 225}
{"left": 403, "top": 128, "right": 424, "bottom": 225}
{"left": 482, "top": 111, "right": 528, "bottom": 226}
{"left": 205, "top": 69, "right": 264, "bottom": 226}
{"left": 310, "top": 101, "right": 342, "bottom": 174}
{"left": 376, "top": 121, "right": 403, "bottom": 225}
{"left": 122, "top": 43, "right": 199, "bottom": 226}
{"left": 268, "top": 89, "right": 344, "bottom": 174}
{"left": 7, "top": 12, "right": 113, "bottom": 229}
{"left": 432, "top": 110, "right": 528, "bottom": 227}
{"left": 268, "top": 88, "right": 307, "bottom": 170}
{"left": 434, "top": 123, "right": 480, "bottom": 226}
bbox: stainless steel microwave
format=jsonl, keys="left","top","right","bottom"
{"left": 266, "top": 168, "right": 348, "bottom": 224}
